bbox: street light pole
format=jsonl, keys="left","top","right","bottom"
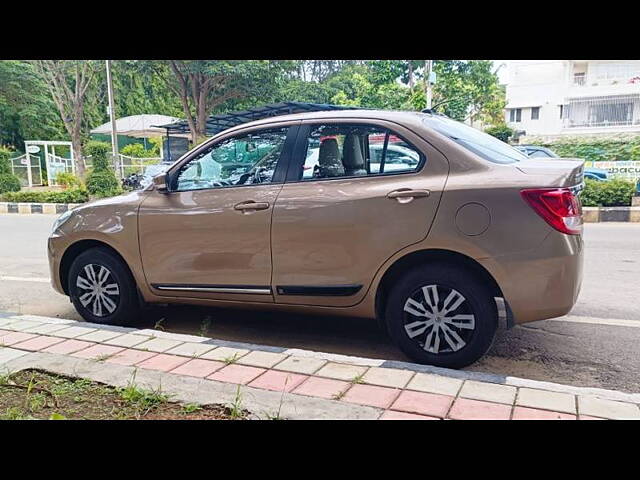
{"left": 425, "top": 60, "right": 433, "bottom": 110}
{"left": 105, "top": 60, "right": 119, "bottom": 177}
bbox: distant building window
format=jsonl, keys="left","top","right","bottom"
{"left": 531, "top": 107, "right": 540, "bottom": 120}
{"left": 559, "top": 105, "right": 564, "bottom": 118}
{"left": 509, "top": 108, "right": 522, "bottom": 123}
{"left": 574, "top": 73, "right": 586, "bottom": 86}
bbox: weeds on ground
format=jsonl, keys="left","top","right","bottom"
{"left": 223, "top": 353, "right": 241, "bottom": 365}
{"left": 227, "top": 385, "right": 245, "bottom": 419}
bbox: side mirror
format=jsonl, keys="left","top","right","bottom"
{"left": 153, "top": 173, "right": 170, "bottom": 193}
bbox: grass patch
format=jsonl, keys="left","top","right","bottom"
{"left": 0, "top": 369, "right": 245, "bottom": 420}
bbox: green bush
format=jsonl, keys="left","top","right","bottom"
{"left": 2, "top": 187, "right": 89, "bottom": 204}
{"left": 85, "top": 170, "right": 122, "bottom": 198}
{"left": 85, "top": 141, "right": 121, "bottom": 198}
{"left": 580, "top": 178, "right": 636, "bottom": 207}
{"left": 529, "top": 136, "right": 640, "bottom": 162}
{"left": 85, "top": 141, "right": 111, "bottom": 171}
{"left": 0, "top": 147, "right": 21, "bottom": 193}
{"left": 121, "top": 143, "right": 158, "bottom": 158}
{"left": 55, "top": 172, "right": 83, "bottom": 189}
{"left": 485, "top": 124, "right": 513, "bottom": 143}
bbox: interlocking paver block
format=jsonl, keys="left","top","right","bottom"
{"left": 136, "top": 353, "right": 189, "bottom": 372}
{"left": 315, "top": 362, "right": 368, "bottom": 381}
{"left": 166, "top": 342, "right": 216, "bottom": 358}
{"left": 0, "top": 319, "right": 18, "bottom": 328}
{"left": 362, "top": 367, "right": 414, "bottom": 389}
{"left": 208, "top": 364, "right": 266, "bottom": 385}
{"left": 342, "top": 384, "right": 400, "bottom": 409}
{"left": 170, "top": 359, "right": 225, "bottom": 378}
{"left": 578, "top": 396, "right": 640, "bottom": 420}
{"left": 293, "top": 377, "right": 351, "bottom": 400}
{"left": 391, "top": 390, "right": 453, "bottom": 418}
{"left": 12, "top": 335, "right": 64, "bottom": 351}
{"left": 104, "top": 333, "right": 151, "bottom": 348}
{"left": 105, "top": 349, "right": 158, "bottom": 366}
{"left": 76, "top": 329, "right": 124, "bottom": 343}
{"left": 51, "top": 326, "right": 98, "bottom": 339}
{"left": 71, "top": 344, "right": 124, "bottom": 360}
{"left": 273, "top": 356, "right": 327, "bottom": 374}
{"left": 23, "top": 323, "right": 70, "bottom": 335}
{"left": 406, "top": 372, "right": 463, "bottom": 396}
{"left": 43, "top": 339, "right": 95, "bottom": 354}
{"left": 0, "top": 347, "right": 29, "bottom": 365}
{"left": 134, "top": 337, "right": 184, "bottom": 353}
{"left": 200, "top": 346, "right": 248, "bottom": 362}
{"left": 516, "top": 388, "right": 576, "bottom": 414}
{"left": 249, "top": 370, "right": 308, "bottom": 392}
{"left": 448, "top": 398, "right": 512, "bottom": 420}
{"left": 3, "top": 320, "right": 42, "bottom": 331}
{"left": 459, "top": 381, "right": 517, "bottom": 405}
{"left": 237, "top": 350, "right": 288, "bottom": 368}
{"left": 0, "top": 331, "right": 38, "bottom": 346}
{"left": 512, "top": 406, "right": 576, "bottom": 420}
{"left": 380, "top": 410, "right": 440, "bottom": 420}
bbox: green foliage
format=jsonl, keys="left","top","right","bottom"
{"left": 120, "top": 143, "right": 158, "bottom": 158}
{"left": 85, "top": 141, "right": 111, "bottom": 171}
{"left": 0, "top": 146, "right": 13, "bottom": 174}
{"left": 2, "top": 187, "right": 89, "bottom": 203}
{"left": 580, "top": 178, "right": 636, "bottom": 207}
{"left": 55, "top": 172, "right": 83, "bottom": 189}
{"left": 529, "top": 136, "right": 640, "bottom": 162}
{"left": 0, "top": 147, "right": 21, "bottom": 193}
{"left": 485, "top": 124, "right": 514, "bottom": 143}
{"left": 86, "top": 170, "right": 121, "bottom": 198}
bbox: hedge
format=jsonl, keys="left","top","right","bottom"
{"left": 528, "top": 136, "right": 640, "bottom": 163}
{"left": 1, "top": 188, "right": 89, "bottom": 204}
{"left": 0, "top": 146, "right": 21, "bottom": 194}
{"left": 580, "top": 178, "right": 636, "bottom": 207}
{"left": 85, "top": 141, "right": 122, "bottom": 198}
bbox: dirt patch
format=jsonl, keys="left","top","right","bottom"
{"left": 0, "top": 369, "right": 246, "bottom": 420}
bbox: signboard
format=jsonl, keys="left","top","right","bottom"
{"left": 26, "top": 145, "right": 40, "bottom": 154}
{"left": 20, "top": 157, "right": 29, "bottom": 165}
{"left": 586, "top": 161, "right": 640, "bottom": 181}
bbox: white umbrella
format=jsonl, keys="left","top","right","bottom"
{"left": 90, "top": 114, "right": 183, "bottom": 138}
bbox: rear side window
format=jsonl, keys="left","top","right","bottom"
{"left": 297, "top": 124, "right": 424, "bottom": 181}
{"left": 423, "top": 115, "right": 528, "bottom": 165}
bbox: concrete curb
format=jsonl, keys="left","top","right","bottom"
{"left": 583, "top": 206, "right": 640, "bottom": 222}
{"left": 0, "top": 202, "right": 82, "bottom": 215}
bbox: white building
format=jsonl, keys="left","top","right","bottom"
{"left": 504, "top": 61, "right": 640, "bottom": 141}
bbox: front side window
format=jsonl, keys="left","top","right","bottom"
{"left": 175, "top": 127, "right": 289, "bottom": 191}
{"left": 298, "top": 124, "right": 423, "bottom": 181}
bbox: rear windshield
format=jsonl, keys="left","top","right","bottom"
{"left": 422, "top": 115, "right": 528, "bottom": 164}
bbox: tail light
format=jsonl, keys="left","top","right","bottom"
{"left": 520, "top": 187, "right": 583, "bottom": 235}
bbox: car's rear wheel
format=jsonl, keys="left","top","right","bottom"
{"left": 68, "top": 247, "right": 141, "bottom": 326}
{"left": 385, "top": 263, "right": 497, "bottom": 369}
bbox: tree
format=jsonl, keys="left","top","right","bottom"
{"left": 32, "top": 60, "right": 100, "bottom": 177}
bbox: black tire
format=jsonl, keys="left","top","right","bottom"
{"left": 385, "top": 263, "right": 497, "bottom": 369}
{"left": 68, "top": 247, "right": 141, "bottom": 326}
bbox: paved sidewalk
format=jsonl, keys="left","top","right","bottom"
{"left": 1, "top": 311, "right": 639, "bottom": 420}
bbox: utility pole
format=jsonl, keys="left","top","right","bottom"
{"left": 105, "top": 60, "right": 119, "bottom": 177}
{"left": 424, "top": 60, "right": 433, "bottom": 109}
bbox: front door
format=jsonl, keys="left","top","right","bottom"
{"left": 138, "top": 124, "right": 296, "bottom": 303}
{"left": 271, "top": 120, "right": 449, "bottom": 307}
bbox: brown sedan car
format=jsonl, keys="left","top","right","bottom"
{"left": 48, "top": 110, "right": 584, "bottom": 368}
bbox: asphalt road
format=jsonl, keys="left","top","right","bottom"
{"left": 1, "top": 214, "right": 639, "bottom": 393}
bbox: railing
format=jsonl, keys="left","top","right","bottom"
{"left": 572, "top": 74, "right": 640, "bottom": 87}
{"left": 82, "top": 154, "right": 163, "bottom": 178}
{"left": 563, "top": 94, "right": 640, "bottom": 129}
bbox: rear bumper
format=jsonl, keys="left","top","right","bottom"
{"left": 479, "top": 230, "right": 583, "bottom": 325}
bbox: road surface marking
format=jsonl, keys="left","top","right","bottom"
{"left": 546, "top": 315, "right": 640, "bottom": 329}
{"left": 0, "top": 275, "right": 50, "bottom": 283}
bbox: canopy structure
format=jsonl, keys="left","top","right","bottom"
{"left": 91, "top": 114, "right": 182, "bottom": 138}
{"left": 155, "top": 102, "right": 363, "bottom": 137}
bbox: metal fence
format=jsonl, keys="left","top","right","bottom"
{"left": 563, "top": 94, "right": 640, "bottom": 129}
{"left": 82, "top": 154, "right": 162, "bottom": 178}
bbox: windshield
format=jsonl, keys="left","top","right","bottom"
{"left": 422, "top": 115, "right": 528, "bottom": 164}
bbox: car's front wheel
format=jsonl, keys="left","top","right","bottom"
{"left": 68, "top": 247, "right": 141, "bottom": 326}
{"left": 385, "top": 263, "right": 498, "bottom": 369}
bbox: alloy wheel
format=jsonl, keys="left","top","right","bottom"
{"left": 75, "top": 263, "right": 120, "bottom": 317}
{"left": 402, "top": 284, "right": 476, "bottom": 354}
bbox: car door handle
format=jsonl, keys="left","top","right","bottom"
{"left": 234, "top": 201, "right": 270, "bottom": 211}
{"left": 387, "top": 189, "right": 431, "bottom": 202}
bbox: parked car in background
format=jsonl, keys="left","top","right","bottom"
{"left": 48, "top": 110, "right": 585, "bottom": 368}
{"left": 515, "top": 145, "right": 609, "bottom": 181}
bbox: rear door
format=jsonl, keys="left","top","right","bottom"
{"left": 270, "top": 119, "right": 449, "bottom": 307}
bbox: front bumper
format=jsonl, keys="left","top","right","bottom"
{"left": 48, "top": 234, "right": 66, "bottom": 295}
{"left": 479, "top": 230, "right": 584, "bottom": 325}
